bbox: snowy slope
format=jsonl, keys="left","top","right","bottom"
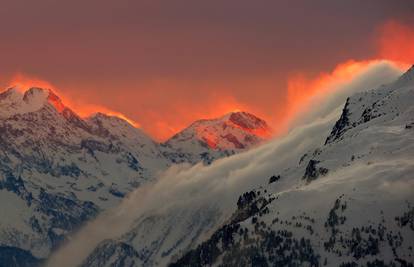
{"left": 161, "top": 111, "right": 272, "bottom": 164}
{"left": 71, "top": 64, "right": 413, "bottom": 267}
{"left": 0, "top": 87, "right": 171, "bottom": 260}
{"left": 0, "top": 87, "right": 268, "bottom": 264}
{"left": 0, "top": 87, "right": 59, "bottom": 119}
{"left": 172, "top": 65, "right": 414, "bottom": 267}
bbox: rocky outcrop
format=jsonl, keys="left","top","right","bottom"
{"left": 325, "top": 98, "right": 351, "bottom": 144}
{"left": 303, "top": 160, "right": 328, "bottom": 182}
{"left": 80, "top": 240, "right": 143, "bottom": 267}
{"left": 0, "top": 246, "right": 43, "bottom": 267}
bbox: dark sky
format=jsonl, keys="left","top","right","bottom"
{"left": 0, "top": 0, "right": 413, "bottom": 139}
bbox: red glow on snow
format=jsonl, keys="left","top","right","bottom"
{"left": 47, "top": 91, "right": 66, "bottom": 113}
{"left": 65, "top": 103, "right": 141, "bottom": 129}
{"left": 189, "top": 111, "right": 273, "bottom": 149}
{"left": 228, "top": 112, "right": 273, "bottom": 139}
{"left": 153, "top": 95, "right": 258, "bottom": 141}
{"left": 202, "top": 136, "right": 218, "bottom": 149}
{"left": 7, "top": 75, "right": 141, "bottom": 129}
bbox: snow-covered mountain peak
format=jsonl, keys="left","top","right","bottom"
{"left": 89, "top": 112, "right": 135, "bottom": 129}
{"left": 22, "top": 86, "right": 48, "bottom": 101}
{"left": 0, "top": 87, "right": 271, "bottom": 264}
{"left": 87, "top": 112, "right": 153, "bottom": 144}
{"left": 162, "top": 111, "right": 273, "bottom": 164}
{"left": 170, "top": 111, "right": 272, "bottom": 149}
{"left": 184, "top": 111, "right": 273, "bottom": 149}
{"left": 23, "top": 87, "right": 67, "bottom": 113}
{"left": 0, "top": 86, "right": 69, "bottom": 119}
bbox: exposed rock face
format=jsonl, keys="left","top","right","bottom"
{"left": 81, "top": 240, "right": 143, "bottom": 267}
{"left": 268, "top": 175, "right": 281, "bottom": 184}
{"left": 303, "top": 159, "right": 329, "bottom": 182}
{"left": 325, "top": 98, "right": 351, "bottom": 144}
{"left": 0, "top": 246, "right": 43, "bottom": 267}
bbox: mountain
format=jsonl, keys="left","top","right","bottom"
{"left": 161, "top": 111, "right": 272, "bottom": 164}
{"left": 75, "top": 65, "right": 414, "bottom": 267}
{"left": 0, "top": 86, "right": 270, "bottom": 264}
{"left": 0, "top": 87, "right": 64, "bottom": 119}
{"left": 171, "top": 65, "right": 414, "bottom": 267}
{"left": 0, "top": 87, "right": 171, "bottom": 260}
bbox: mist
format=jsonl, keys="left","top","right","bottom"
{"left": 45, "top": 61, "right": 403, "bottom": 267}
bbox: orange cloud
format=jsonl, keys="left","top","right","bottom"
{"left": 5, "top": 59, "right": 405, "bottom": 142}
{"left": 286, "top": 60, "right": 372, "bottom": 112}
{"left": 8, "top": 73, "right": 56, "bottom": 93}
{"left": 377, "top": 20, "right": 414, "bottom": 64}
{"left": 280, "top": 20, "right": 414, "bottom": 134}
{"left": 5, "top": 20, "right": 412, "bottom": 142}
{"left": 281, "top": 59, "right": 406, "bottom": 135}
{"left": 7, "top": 73, "right": 141, "bottom": 128}
{"left": 140, "top": 92, "right": 254, "bottom": 140}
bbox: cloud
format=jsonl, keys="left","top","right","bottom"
{"left": 5, "top": 60, "right": 405, "bottom": 141}
{"left": 377, "top": 20, "right": 414, "bottom": 64}
{"left": 277, "top": 59, "right": 405, "bottom": 134}
{"left": 45, "top": 60, "right": 404, "bottom": 267}
{"left": 1, "top": 1, "right": 412, "bottom": 141}
{"left": 3, "top": 73, "right": 142, "bottom": 128}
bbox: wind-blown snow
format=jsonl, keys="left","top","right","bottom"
{"left": 45, "top": 60, "right": 407, "bottom": 267}
{"left": 0, "top": 83, "right": 275, "bottom": 263}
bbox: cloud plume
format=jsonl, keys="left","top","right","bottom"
{"left": 1, "top": 1, "right": 412, "bottom": 140}
{"left": 45, "top": 60, "right": 404, "bottom": 267}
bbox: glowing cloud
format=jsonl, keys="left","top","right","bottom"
{"left": 6, "top": 74, "right": 141, "bottom": 128}
{"left": 8, "top": 73, "right": 56, "bottom": 93}
{"left": 5, "top": 59, "right": 407, "bottom": 141}
{"left": 279, "top": 59, "right": 406, "bottom": 135}
{"left": 4, "top": 18, "right": 412, "bottom": 141}
{"left": 45, "top": 60, "right": 405, "bottom": 267}
{"left": 156, "top": 99, "right": 246, "bottom": 139}
{"left": 377, "top": 20, "right": 414, "bottom": 64}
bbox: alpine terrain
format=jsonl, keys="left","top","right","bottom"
{"left": 69, "top": 64, "right": 414, "bottom": 267}
{"left": 161, "top": 111, "right": 272, "bottom": 164}
{"left": 0, "top": 87, "right": 270, "bottom": 265}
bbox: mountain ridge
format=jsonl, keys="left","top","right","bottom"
{"left": 162, "top": 111, "right": 272, "bottom": 164}
{"left": 71, "top": 64, "right": 414, "bottom": 267}
{"left": 0, "top": 86, "right": 271, "bottom": 263}
{"left": 0, "top": 86, "right": 272, "bottom": 150}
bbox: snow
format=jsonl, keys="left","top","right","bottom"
{"left": 45, "top": 61, "right": 413, "bottom": 267}
{"left": 0, "top": 86, "right": 267, "bottom": 261}
{"left": 0, "top": 87, "right": 54, "bottom": 119}
{"left": 1, "top": 61, "right": 412, "bottom": 266}
{"left": 162, "top": 111, "right": 272, "bottom": 164}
